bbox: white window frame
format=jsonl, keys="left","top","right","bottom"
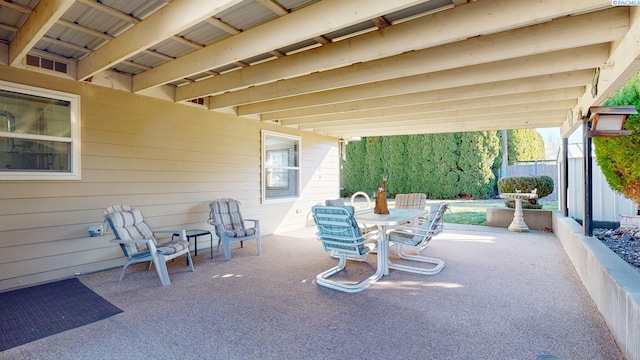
{"left": 261, "top": 130, "right": 301, "bottom": 203}
{"left": 0, "top": 80, "right": 81, "bottom": 180}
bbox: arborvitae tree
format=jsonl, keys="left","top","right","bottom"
{"left": 365, "top": 137, "right": 386, "bottom": 194}
{"left": 432, "top": 133, "right": 460, "bottom": 198}
{"left": 343, "top": 138, "right": 367, "bottom": 196}
{"left": 456, "top": 131, "right": 501, "bottom": 198}
{"left": 342, "top": 131, "right": 505, "bottom": 199}
{"left": 594, "top": 71, "right": 640, "bottom": 204}
{"left": 384, "top": 135, "right": 408, "bottom": 195}
{"left": 405, "top": 134, "right": 429, "bottom": 193}
{"left": 507, "top": 129, "right": 546, "bottom": 164}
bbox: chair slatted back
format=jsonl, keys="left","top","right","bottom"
{"left": 389, "top": 202, "right": 448, "bottom": 246}
{"left": 395, "top": 193, "right": 427, "bottom": 210}
{"left": 311, "top": 205, "right": 369, "bottom": 256}
{"left": 103, "top": 205, "right": 155, "bottom": 257}
{"left": 412, "top": 202, "right": 448, "bottom": 245}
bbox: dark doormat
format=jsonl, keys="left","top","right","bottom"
{"left": 0, "top": 277, "right": 122, "bottom": 352}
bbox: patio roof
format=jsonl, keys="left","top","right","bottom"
{"left": 1, "top": 0, "right": 639, "bottom": 139}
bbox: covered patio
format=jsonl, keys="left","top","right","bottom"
{"left": 1, "top": 0, "right": 640, "bottom": 358}
{"left": 2, "top": 223, "right": 624, "bottom": 359}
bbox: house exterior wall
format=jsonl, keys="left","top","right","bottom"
{"left": 0, "top": 65, "right": 339, "bottom": 291}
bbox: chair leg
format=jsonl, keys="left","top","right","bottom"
{"left": 119, "top": 261, "right": 132, "bottom": 281}
{"left": 222, "top": 239, "right": 232, "bottom": 261}
{"left": 316, "top": 253, "right": 383, "bottom": 293}
{"left": 151, "top": 253, "right": 170, "bottom": 286}
{"left": 387, "top": 244, "right": 445, "bottom": 275}
{"left": 185, "top": 251, "right": 195, "bottom": 272}
{"left": 255, "top": 232, "right": 261, "bottom": 255}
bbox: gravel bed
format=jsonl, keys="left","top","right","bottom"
{"left": 594, "top": 227, "right": 640, "bottom": 273}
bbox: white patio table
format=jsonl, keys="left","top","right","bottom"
{"left": 355, "top": 208, "right": 427, "bottom": 276}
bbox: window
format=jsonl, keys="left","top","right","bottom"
{"left": 262, "top": 131, "right": 300, "bottom": 202}
{"left": 0, "top": 81, "right": 81, "bottom": 180}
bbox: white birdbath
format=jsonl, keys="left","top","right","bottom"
{"left": 500, "top": 192, "right": 538, "bottom": 232}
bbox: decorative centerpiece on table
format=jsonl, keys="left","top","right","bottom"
{"left": 374, "top": 177, "right": 389, "bottom": 214}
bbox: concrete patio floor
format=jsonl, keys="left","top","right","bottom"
{"left": 2, "top": 224, "right": 624, "bottom": 360}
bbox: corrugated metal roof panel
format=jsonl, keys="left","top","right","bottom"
{"left": 45, "top": 23, "right": 103, "bottom": 53}
{"left": 179, "top": 22, "right": 230, "bottom": 47}
{"left": 324, "top": 21, "right": 376, "bottom": 42}
{"left": 0, "top": 1, "right": 34, "bottom": 43}
{"left": 278, "top": 0, "right": 320, "bottom": 12}
{"left": 218, "top": 1, "right": 277, "bottom": 31}
{"left": 211, "top": 63, "right": 242, "bottom": 74}
{"left": 385, "top": 0, "right": 453, "bottom": 23}
{"left": 0, "top": 29, "right": 14, "bottom": 44}
{"left": 61, "top": 3, "right": 132, "bottom": 36}
{"left": 99, "top": 0, "right": 168, "bottom": 20}
{"left": 127, "top": 51, "right": 171, "bottom": 69}
{"left": 186, "top": 73, "right": 215, "bottom": 82}
{"left": 278, "top": 39, "right": 319, "bottom": 54}
{"left": 151, "top": 38, "right": 196, "bottom": 60}
{"left": 110, "top": 62, "right": 146, "bottom": 75}
{"left": 35, "top": 39, "right": 89, "bottom": 60}
{"left": 244, "top": 52, "right": 276, "bottom": 65}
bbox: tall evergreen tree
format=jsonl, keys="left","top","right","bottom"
{"left": 507, "top": 129, "right": 546, "bottom": 164}
{"left": 456, "top": 131, "right": 500, "bottom": 198}
{"left": 384, "top": 135, "right": 408, "bottom": 195}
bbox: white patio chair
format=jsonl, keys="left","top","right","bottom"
{"left": 386, "top": 202, "right": 449, "bottom": 275}
{"left": 350, "top": 191, "right": 372, "bottom": 210}
{"left": 312, "top": 205, "right": 381, "bottom": 293}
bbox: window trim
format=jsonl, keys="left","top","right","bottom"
{"left": 261, "top": 130, "right": 301, "bottom": 203}
{"left": 0, "top": 80, "right": 81, "bottom": 180}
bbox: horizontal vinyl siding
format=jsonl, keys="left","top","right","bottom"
{"left": 0, "top": 65, "right": 339, "bottom": 291}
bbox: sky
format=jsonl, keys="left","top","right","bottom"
{"left": 535, "top": 127, "right": 582, "bottom": 160}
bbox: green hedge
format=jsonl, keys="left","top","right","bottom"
{"left": 342, "top": 132, "right": 501, "bottom": 199}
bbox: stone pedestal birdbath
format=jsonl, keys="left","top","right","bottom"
{"left": 500, "top": 191, "right": 538, "bottom": 232}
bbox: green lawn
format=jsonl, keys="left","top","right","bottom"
{"left": 348, "top": 197, "right": 558, "bottom": 226}
{"left": 431, "top": 199, "right": 558, "bottom": 225}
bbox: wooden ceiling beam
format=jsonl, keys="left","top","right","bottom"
{"left": 261, "top": 71, "right": 592, "bottom": 121}
{"left": 177, "top": 1, "right": 622, "bottom": 102}
{"left": 298, "top": 100, "right": 576, "bottom": 130}
{"left": 281, "top": 88, "right": 584, "bottom": 126}
{"left": 132, "top": 0, "right": 428, "bottom": 92}
{"left": 77, "top": 0, "right": 243, "bottom": 81}
{"left": 8, "top": 0, "right": 75, "bottom": 66}
{"left": 232, "top": 44, "right": 608, "bottom": 114}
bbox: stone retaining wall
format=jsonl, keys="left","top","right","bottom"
{"left": 485, "top": 208, "right": 552, "bottom": 230}
{"left": 553, "top": 213, "right": 640, "bottom": 360}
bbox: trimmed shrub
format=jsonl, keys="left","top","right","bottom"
{"left": 497, "top": 175, "right": 554, "bottom": 209}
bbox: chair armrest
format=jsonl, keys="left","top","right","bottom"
{"left": 110, "top": 238, "right": 154, "bottom": 245}
{"left": 244, "top": 219, "right": 259, "bottom": 228}
{"left": 154, "top": 229, "right": 186, "bottom": 240}
{"left": 387, "top": 225, "right": 438, "bottom": 237}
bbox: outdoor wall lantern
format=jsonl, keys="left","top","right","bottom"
{"left": 582, "top": 105, "right": 637, "bottom": 237}
{"left": 584, "top": 105, "right": 637, "bottom": 137}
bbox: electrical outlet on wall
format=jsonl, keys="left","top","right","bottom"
{"left": 88, "top": 224, "right": 103, "bottom": 237}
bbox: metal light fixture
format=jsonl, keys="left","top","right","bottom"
{"left": 582, "top": 105, "right": 636, "bottom": 237}
{"left": 584, "top": 106, "right": 637, "bottom": 138}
